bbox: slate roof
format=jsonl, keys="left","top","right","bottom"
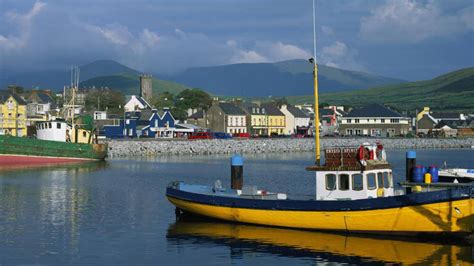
{"left": 0, "top": 91, "right": 27, "bottom": 105}
{"left": 219, "top": 102, "right": 246, "bottom": 115}
{"left": 344, "top": 104, "right": 403, "bottom": 118}
{"left": 319, "top": 108, "right": 334, "bottom": 116}
{"left": 286, "top": 105, "right": 308, "bottom": 118}
{"left": 189, "top": 110, "right": 204, "bottom": 119}
{"left": 435, "top": 119, "right": 474, "bottom": 129}
{"left": 261, "top": 103, "right": 284, "bottom": 116}
{"left": 431, "top": 112, "right": 460, "bottom": 120}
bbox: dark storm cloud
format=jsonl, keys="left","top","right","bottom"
{"left": 0, "top": 0, "right": 472, "bottom": 80}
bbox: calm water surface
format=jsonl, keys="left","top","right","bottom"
{"left": 0, "top": 150, "right": 473, "bottom": 264}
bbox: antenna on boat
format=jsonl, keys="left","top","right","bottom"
{"left": 310, "top": 0, "right": 321, "bottom": 165}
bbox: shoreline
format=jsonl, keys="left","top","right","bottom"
{"left": 107, "top": 138, "right": 474, "bottom": 158}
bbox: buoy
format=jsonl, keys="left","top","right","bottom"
{"left": 424, "top": 173, "right": 432, "bottom": 184}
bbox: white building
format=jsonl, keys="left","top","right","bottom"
{"left": 124, "top": 95, "right": 152, "bottom": 112}
{"left": 280, "top": 104, "right": 310, "bottom": 135}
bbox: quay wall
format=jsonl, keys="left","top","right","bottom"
{"left": 107, "top": 138, "right": 474, "bottom": 158}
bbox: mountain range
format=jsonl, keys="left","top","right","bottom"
{"left": 165, "top": 59, "right": 405, "bottom": 96}
{"left": 288, "top": 67, "right": 474, "bottom": 113}
{"left": 1, "top": 59, "right": 404, "bottom": 97}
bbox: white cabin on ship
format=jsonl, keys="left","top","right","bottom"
{"left": 36, "top": 120, "right": 96, "bottom": 144}
{"left": 308, "top": 145, "right": 395, "bottom": 201}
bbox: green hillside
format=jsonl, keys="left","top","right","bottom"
{"left": 287, "top": 67, "right": 474, "bottom": 113}
{"left": 80, "top": 73, "right": 191, "bottom": 96}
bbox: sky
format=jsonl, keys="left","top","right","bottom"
{"left": 0, "top": 0, "right": 473, "bottom": 80}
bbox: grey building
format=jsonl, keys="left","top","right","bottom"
{"left": 207, "top": 102, "right": 247, "bottom": 134}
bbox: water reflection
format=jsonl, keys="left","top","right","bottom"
{"left": 0, "top": 162, "right": 106, "bottom": 259}
{"left": 167, "top": 218, "right": 473, "bottom": 265}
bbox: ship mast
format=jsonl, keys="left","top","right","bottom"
{"left": 310, "top": 0, "right": 321, "bottom": 165}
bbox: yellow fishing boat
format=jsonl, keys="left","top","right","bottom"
{"left": 167, "top": 220, "right": 473, "bottom": 265}
{"left": 166, "top": 0, "right": 473, "bottom": 236}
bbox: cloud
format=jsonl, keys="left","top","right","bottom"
{"left": 319, "top": 41, "right": 365, "bottom": 71}
{"left": 321, "top": 25, "right": 334, "bottom": 35}
{"left": 360, "top": 0, "right": 474, "bottom": 43}
{"left": 231, "top": 50, "right": 268, "bottom": 64}
{"left": 0, "top": 1, "right": 46, "bottom": 50}
{"left": 83, "top": 23, "right": 133, "bottom": 46}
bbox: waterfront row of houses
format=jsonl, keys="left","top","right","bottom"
{"left": 1, "top": 88, "right": 473, "bottom": 139}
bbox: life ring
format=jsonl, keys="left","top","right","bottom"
{"left": 376, "top": 143, "right": 387, "bottom": 160}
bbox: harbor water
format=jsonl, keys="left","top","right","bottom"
{"left": 0, "top": 150, "right": 472, "bottom": 264}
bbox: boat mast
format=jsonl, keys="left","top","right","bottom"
{"left": 311, "top": 0, "right": 321, "bottom": 165}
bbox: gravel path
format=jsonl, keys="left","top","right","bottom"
{"left": 106, "top": 138, "right": 474, "bottom": 158}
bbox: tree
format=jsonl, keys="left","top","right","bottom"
{"left": 152, "top": 91, "right": 174, "bottom": 108}
{"left": 175, "top": 88, "right": 212, "bottom": 110}
{"left": 85, "top": 89, "right": 125, "bottom": 114}
{"left": 274, "top": 97, "right": 288, "bottom": 108}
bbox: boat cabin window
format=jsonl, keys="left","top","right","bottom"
{"left": 325, "top": 174, "right": 336, "bottom": 191}
{"left": 367, "top": 173, "right": 376, "bottom": 190}
{"left": 57, "top": 123, "right": 61, "bottom": 129}
{"left": 352, "top": 174, "right": 363, "bottom": 191}
{"left": 339, "top": 174, "right": 350, "bottom": 191}
{"left": 377, "top": 172, "right": 384, "bottom": 188}
{"left": 383, "top": 172, "right": 390, "bottom": 188}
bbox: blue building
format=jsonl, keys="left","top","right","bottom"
{"left": 104, "top": 108, "right": 176, "bottom": 139}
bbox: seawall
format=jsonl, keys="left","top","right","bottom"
{"left": 107, "top": 138, "right": 474, "bottom": 158}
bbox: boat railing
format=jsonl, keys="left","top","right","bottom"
{"left": 399, "top": 182, "right": 473, "bottom": 197}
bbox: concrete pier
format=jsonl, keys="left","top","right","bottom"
{"left": 107, "top": 138, "right": 474, "bottom": 158}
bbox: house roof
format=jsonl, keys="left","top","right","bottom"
{"left": 286, "top": 105, "right": 308, "bottom": 118}
{"left": 431, "top": 112, "right": 460, "bottom": 120}
{"left": 344, "top": 104, "right": 403, "bottom": 118}
{"left": 0, "top": 91, "right": 27, "bottom": 105}
{"left": 219, "top": 102, "right": 246, "bottom": 115}
{"left": 261, "top": 103, "right": 284, "bottom": 116}
{"left": 436, "top": 118, "right": 474, "bottom": 129}
{"left": 240, "top": 102, "right": 260, "bottom": 114}
{"left": 189, "top": 110, "right": 204, "bottom": 119}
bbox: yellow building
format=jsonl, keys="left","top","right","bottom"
{"left": 240, "top": 103, "right": 268, "bottom": 136}
{"left": 262, "top": 103, "right": 285, "bottom": 135}
{"left": 0, "top": 93, "right": 28, "bottom": 136}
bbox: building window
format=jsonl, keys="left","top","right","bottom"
{"left": 57, "top": 123, "right": 61, "bottom": 129}
{"left": 346, "top": 119, "right": 352, "bottom": 123}
{"left": 339, "top": 174, "right": 350, "bottom": 191}
{"left": 383, "top": 172, "right": 391, "bottom": 188}
{"left": 355, "top": 129, "right": 362, "bottom": 135}
{"left": 352, "top": 174, "right": 363, "bottom": 191}
{"left": 355, "top": 119, "right": 359, "bottom": 123}
{"left": 346, "top": 129, "right": 353, "bottom": 135}
{"left": 262, "top": 108, "right": 265, "bottom": 114}
{"left": 381, "top": 119, "right": 385, "bottom": 123}
{"left": 325, "top": 174, "right": 336, "bottom": 190}
{"left": 83, "top": 131, "right": 87, "bottom": 138}
{"left": 48, "top": 122, "right": 52, "bottom": 128}
{"left": 7, "top": 100, "right": 14, "bottom": 110}
{"left": 377, "top": 172, "right": 384, "bottom": 188}
{"left": 367, "top": 173, "right": 376, "bottom": 190}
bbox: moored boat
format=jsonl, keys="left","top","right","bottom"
{"left": 166, "top": 0, "right": 473, "bottom": 236}
{"left": 166, "top": 149, "right": 473, "bottom": 236}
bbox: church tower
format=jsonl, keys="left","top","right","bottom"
{"left": 139, "top": 74, "right": 152, "bottom": 103}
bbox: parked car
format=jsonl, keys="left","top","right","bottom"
{"left": 233, "top": 133, "right": 250, "bottom": 138}
{"left": 213, "top": 132, "right": 233, "bottom": 139}
{"left": 188, "top": 132, "right": 213, "bottom": 140}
